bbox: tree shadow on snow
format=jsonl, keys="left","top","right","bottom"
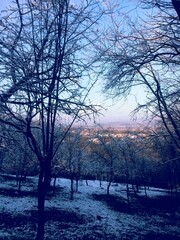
{"left": 92, "top": 193, "right": 180, "bottom": 217}
{"left": 92, "top": 194, "right": 133, "bottom": 214}
{"left": 143, "top": 233, "right": 180, "bottom": 240}
{"left": 133, "top": 193, "right": 180, "bottom": 215}
{"left": 0, "top": 208, "right": 87, "bottom": 239}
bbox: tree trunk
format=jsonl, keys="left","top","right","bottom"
{"left": 53, "top": 177, "right": 57, "bottom": 195}
{"left": 75, "top": 177, "right": 79, "bottom": 192}
{"left": 107, "top": 174, "right": 113, "bottom": 196}
{"left": 18, "top": 178, "right": 22, "bottom": 195}
{"left": 107, "top": 172, "right": 113, "bottom": 196}
{"left": 70, "top": 177, "right": 74, "bottom": 200}
{"left": 35, "top": 180, "right": 46, "bottom": 240}
{"left": 144, "top": 185, "right": 147, "bottom": 197}
{"left": 16, "top": 175, "right": 22, "bottom": 195}
{"left": 107, "top": 180, "right": 111, "bottom": 195}
{"left": 35, "top": 171, "right": 46, "bottom": 240}
{"left": 99, "top": 176, "right": 102, "bottom": 188}
{"left": 35, "top": 159, "right": 51, "bottom": 240}
{"left": 126, "top": 182, "right": 130, "bottom": 204}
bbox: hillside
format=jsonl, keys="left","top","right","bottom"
{"left": 0, "top": 177, "right": 180, "bottom": 239}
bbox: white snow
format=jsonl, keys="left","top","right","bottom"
{"left": 0, "top": 176, "right": 179, "bottom": 239}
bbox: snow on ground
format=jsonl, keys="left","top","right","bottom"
{"left": 0, "top": 177, "right": 180, "bottom": 239}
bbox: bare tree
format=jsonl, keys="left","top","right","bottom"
{"left": 96, "top": 0, "right": 180, "bottom": 149}
{"left": 90, "top": 128, "right": 118, "bottom": 195}
{"left": 60, "top": 127, "right": 87, "bottom": 199}
{"left": 148, "top": 122, "right": 180, "bottom": 191}
{"left": 140, "top": 0, "right": 180, "bottom": 19}
{"left": 0, "top": 0, "right": 104, "bottom": 239}
{"left": 1, "top": 128, "right": 35, "bottom": 193}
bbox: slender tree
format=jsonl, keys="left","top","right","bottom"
{"left": 60, "top": 127, "right": 84, "bottom": 199}
{"left": 90, "top": 128, "right": 118, "bottom": 195}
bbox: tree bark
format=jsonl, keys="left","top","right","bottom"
{"left": 70, "top": 177, "right": 74, "bottom": 200}
{"left": 53, "top": 177, "right": 57, "bottom": 195}
{"left": 107, "top": 180, "right": 111, "bottom": 195}
{"left": 126, "top": 182, "right": 130, "bottom": 204}
{"left": 107, "top": 173, "right": 113, "bottom": 196}
{"left": 35, "top": 172, "right": 46, "bottom": 240}
{"left": 36, "top": 182, "right": 45, "bottom": 240}
{"left": 35, "top": 159, "right": 51, "bottom": 240}
{"left": 75, "top": 176, "right": 79, "bottom": 192}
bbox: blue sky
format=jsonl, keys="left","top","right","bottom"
{"left": 89, "top": 82, "right": 146, "bottom": 125}
{"left": 0, "top": 0, "right": 146, "bottom": 125}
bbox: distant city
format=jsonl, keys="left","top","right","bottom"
{"left": 74, "top": 120, "right": 149, "bottom": 130}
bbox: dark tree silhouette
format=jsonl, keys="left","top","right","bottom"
{"left": 172, "top": 0, "right": 180, "bottom": 18}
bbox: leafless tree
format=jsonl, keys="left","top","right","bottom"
{"left": 140, "top": 0, "right": 180, "bottom": 19}
{"left": 90, "top": 128, "right": 118, "bottom": 195}
{"left": 59, "top": 127, "right": 88, "bottom": 199}
{"left": 148, "top": 122, "right": 180, "bottom": 191}
{"left": 1, "top": 128, "right": 36, "bottom": 193}
{"left": 0, "top": 0, "right": 105, "bottom": 239}
{"left": 96, "top": 0, "right": 180, "bottom": 149}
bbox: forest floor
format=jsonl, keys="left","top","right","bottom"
{"left": 0, "top": 176, "right": 180, "bottom": 240}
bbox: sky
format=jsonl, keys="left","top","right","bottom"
{"left": 0, "top": 0, "right": 147, "bottom": 126}
{"left": 87, "top": 82, "right": 146, "bottom": 125}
